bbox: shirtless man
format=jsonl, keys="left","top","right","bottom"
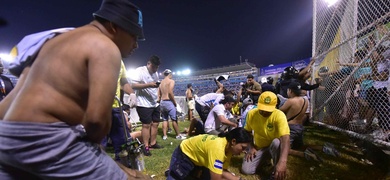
{"left": 0, "top": 0, "right": 151, "bottom": 179}
{"left": 185, "top": 83, "right": 195, "bottom": 121}
{"left": 159, "top": 69, "right": 186, "bottom": 140}
{"left": 279, "top": 82, "right": 308, "bottom": 153}
{"left": 279, "top": 82, "right": 339, "bottom": 161}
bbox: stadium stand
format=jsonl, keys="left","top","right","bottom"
{"left": 173, "top": 62, "right": 258, "bottom": 96}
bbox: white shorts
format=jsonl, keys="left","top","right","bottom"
{"left": 187, "top": 99, "right": 195, "bottom": 110}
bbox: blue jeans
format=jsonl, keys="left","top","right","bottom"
{"left": 101, "top": 108, "right": 131, "bottom": 161}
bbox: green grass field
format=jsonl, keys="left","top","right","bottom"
{"left": 108, "top": 120, "right": 390, "bottom": 180}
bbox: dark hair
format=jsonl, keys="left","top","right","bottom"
{"left": 187, "top": 83, "right": 192, "bottom": 88}
{"left": 149, "top": 55, "right": 161, "bottom": 66}
{"left": 266, "top": 76, "right": 274, "bottom": 84}
{"left": 288, "top": 81, "right": 301, "bottom": 96}
{"left": 218, "top": 127, "right": 253, "bottom": 144}
{"left": 220, "top": 95, "right": 235, "bottom": 104}
{"left": 222, "top": 89, "right": 233, "bottom": 96}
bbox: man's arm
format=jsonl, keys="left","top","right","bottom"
{"left": 131, "top": 81, "right": 158, "bottom": 89}
{"left": 274, "top": 135, "right": 290, "bottom": 180}
{"left": 298, "top": 58, "right": 314, "bottom": 78}
{"left": 279, "top": 99, "right": 291, "bottom": 113}
{"left": 209, "top": 171, "right": 222, "bottom": 180}
{"left": 121, "top": 78, "right": 137, "bottom": 108}
{"left": 169, "top": 81, "right": 177, "bottom": 106}
{"left": 120, "top": 78, "right": 134, "bottom": 94}
{"left": 218, "top": 115, "right": 237, "bottom": 128}
{"left": 222, "top": 170, "right": 240, "bottom": 180}
{"left": 157, "top": 87, "right": 161, "bottom": 103}
{"left": 84, "top": 44, "right": 121, "bottom": 143}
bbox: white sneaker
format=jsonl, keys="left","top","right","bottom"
{"left": 176, "top": 135, "right": 186, "bottom": 140}
{"left": 162, "top": 135, "right": 168, "bottom": 140}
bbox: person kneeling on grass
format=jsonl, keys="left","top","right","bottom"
{"left": 166, "top": 127, "right": 253, "bottom": 180}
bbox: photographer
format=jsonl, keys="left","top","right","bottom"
{"left": 242, "top": 74, "right": 262, "bottom": 104}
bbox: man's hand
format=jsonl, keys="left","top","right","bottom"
{"left": 128, "top": 93, "right": 137, "bottom": 108}
{"left": 245, "top": 147, "right": 257, "bottom": 162}
{"left": 149, "top": 82, "right": 159, "bottom": 88}
{"left": 274, "top": 161, "right": 287, "bottom": 180}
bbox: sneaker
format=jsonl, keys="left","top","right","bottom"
{"left": 162, "top": 135, "right": 168, "bottom": 140}
{"left": 149, "top": 143, "right": 164, "bottom": 149}
{"left": 304, "top": 148, "right": 323, "bottom": 162}
{"left": 143, "top": 147, "right": 151, "bottom": 156}
{"left": 323, "top": 142, "right": 340, "bottom": 157}
{"left": 167, "top": 128, "right": 172, "bottom": 134}
{"left": 176, "top": 135, "right": 187, "bottom": 140}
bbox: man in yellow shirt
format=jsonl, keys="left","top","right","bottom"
{"left": 241, "top": 92, "right": 290, "bottom": 180}
{"left": 102, "top": 60, "right": 137, "bottom": 161}
{"left": 166, "top": 128, "right": 253, "bottom": 179}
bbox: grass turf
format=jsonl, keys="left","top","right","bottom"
{"left": 107, "top": 120, "right": 390, "bottom": 180}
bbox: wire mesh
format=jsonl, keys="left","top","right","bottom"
{"left": 312, "top": 0, "right": 390, "bottom": 146}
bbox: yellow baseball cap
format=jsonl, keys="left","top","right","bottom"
{"left": 257, "top": 91, "right": 277, "bottom": 112}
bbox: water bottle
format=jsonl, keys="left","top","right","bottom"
{"left": 135, "top": 149, "right": 146, "bottom": 172}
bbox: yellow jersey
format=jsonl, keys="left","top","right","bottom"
{"left": 180, "top": 134, "right": 232, "bottom": 174}
{"left": 244, "top": 109, "right": 289, "bottom": 149}
{"left": 112, "top": 60, "right": 127, "bottom": 108}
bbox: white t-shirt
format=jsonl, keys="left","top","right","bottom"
{"left": 204, "top": 104, "right": 233, "bottom": 132}
{"left": 132, "top": 66, "right": 159, "bottom": 108}
{"left": 196, "top": 93, "right": 224, "bottom": 107}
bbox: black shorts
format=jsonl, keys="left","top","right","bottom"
{"left": 136, "top": 106, "right": 161, "bottom": 124}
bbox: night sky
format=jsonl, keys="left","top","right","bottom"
{"left": 0, "top": 0, "right": 313, "bottom": 73}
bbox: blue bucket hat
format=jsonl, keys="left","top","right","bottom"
{"left": 93, "top": 0, "right": 145, "bottom": 41}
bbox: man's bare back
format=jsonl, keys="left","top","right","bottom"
{"left": 2, "top": 22, "right": 123, "bottom": 142}
{"left": 186, "top": 88, "right": 193, "bottom": 100}
{"left": 159, "top": 73, "right": 176, "bottom": 106}
{"left": 282, "top": 96, "right": 308, "bottom": 125}
{"left": 0, "top": 1, "right": 153, "bottom": 179}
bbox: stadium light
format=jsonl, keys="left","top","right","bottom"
{"left": 182, "top": 69, "right": 191, "bottom": 75}
{"left": 324, "top": 0, "right": 338, "bottom": 7}
{"left": 126, "top": 68, "right": 136, "bottom": 78}
{"left": 177, "top": 71, "right": 182, "bottom": 75}
{"left": 0, "top": 53, "right": 12, "bottom": 63}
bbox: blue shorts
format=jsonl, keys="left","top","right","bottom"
{"left": 160, "top": 100, "right": 177, "bottom": 121}
{"left": 0, "top": 121, "right": 127, "bottom": 180}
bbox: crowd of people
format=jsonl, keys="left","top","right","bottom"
{"left": 314, "top": 32, "right": 390, "bottom": 141}
{"left": 0, "top": 0, "right": 388, "bottom": 179}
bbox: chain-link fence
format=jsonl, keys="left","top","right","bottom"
{"left": 311, "top": 0, "right": 390, "bottom": 147}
